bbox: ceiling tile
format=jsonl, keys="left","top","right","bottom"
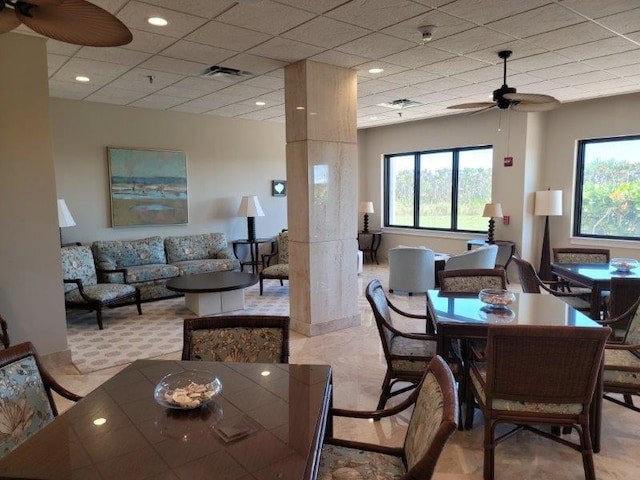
{"left": 583, "top": 48, "right": 640, "bottom": 69}
{"left": 608, "top": 63, "right": 640, "bottom": 77}
{"left": 117, "top": 1, "right": 209, "bottom": 38}
{"left": 597, "top": 8, "right": 640, "bottom": 34}
{"left": 381, "top": 10, "right": 475, "bottom": 43}
{"left": 308, "top": 50, "right": 370, "bottom": 68}
{"left": 356, "top": 61, "right": 409, "bottom": 79}
{"left": 119, "top": 29, "right": 177, "bottom": 54}
{"left": 414, "top": 76, "right": 471, "bottom": 93}
{"left": 156, "top": 77, "right": 229, "bottom": 98}
{"left": 185, "top": 21, "right": 272, "bottom": 52}
{"left": 380, "top": 46, "right": 454, "bottom": 69}
{"left": 220, "top": 54, "right": 287, "bottom": 75}
{"left": 216, "top": 84, "right": 273, "bottom": 100}
{"left": 85, "top": 87, "right": 149, "bottom": 105}
{"left": 108, "top": 68, "right": 185, "bottom": 92}
{"left": 561, "top": 71, "right": 618, "bottom": 86}
{"left": 130, "top": 94, "right": 190, "bottom": 109}
{"left": 325, "top": 0, "right": 430, "bottom": 30}
{"left": 51, "top": 58, "right": 131, "bottom": 79}
{"left": 558, "top": 0, "right": 640, "bottom": 19}
{"left": 138, "top": 0, "right": 235, "bottom": 19}
{"left": 381, "top": 69, "right": 441, "bottom": 85}
{"left": 576, "top": 77, "right": 635, "bottom": 92}
{"left": 47, "top": 54, "right": 69, "bottom": 74}
{"left": 337, "top": 33, "right": 416, "bottom": 59}
{"left": 422, "top": 56, "right": 492, "bottom": 76}
{"left": 554, "top": 37, "right": 639, "bottom": 61}
{"left": 170, "top": 99, "right": 226, "bottom": 114}
{"left": 48, "top": 80, "right": 101, "bottom": 99}
{"left": 465, "top": 41, "right": 546, "bottom": 64}
{"left": 160, "top": 40, "right": 236, "bottom": 65}
{"left": 216, "top": 1, "right": 315, "bottom": 35}
{"left": 282, "top": 17, "right": 369, "bottom": 49}
{"left": 75, "top": 46, "right": 151, "bottom": 66}
{"left": 506, "top": 52, "right": 571, "bottom": 72}
{"left": 46, "top": 39, "right": 81, "bottom": 56}
{"left": 247, "top": 38, "right": 325, "bottom": 63}
{"left": 240, "top": 75, "right": 284, "bottom": 90}
{"left": 487, "top": 4, "right": 584, "bottom": 39}
{"left": 428, "top": 27, "right": 516, "bottom": 55}
{"left": 357, "top": 80, "right": 399, "bottom": 96}
{"left": 453, "top": 64, "right": 504, "bottom": 83}
{"left": 273, "top": 0, "right": 350, "bottom": 14}
{"left": 526, "top": 22, "right": 613, "bottom": 50}
{"left": 528, "top": 62, "right": 596, "bottom": 80}
{"left": 92, "top": 0, "right": 128, "bottom": 14}
{"left": 378, "top": 85, "right": 434, "bottom": 100}
{"left": 440, "top": 0, "right": 550, "bottom": 25}
{"left": 138, "top": 56, "right": 208, "bottom": 76}
{"left": 236, "top": 104, "right": 285, "bottom": 120}
{"left": 206, "top": 103, "right": 261, "bottom": 117}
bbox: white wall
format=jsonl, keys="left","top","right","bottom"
{"left": 52, "top": 99, "right": 288, "bottom": 245}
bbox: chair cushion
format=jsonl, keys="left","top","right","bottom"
{"left": 92, "top": 236, "right": 166, "bottom": 269}
{"left": 64, "top": 283, "right": 136, "bottom": 304}
{"left": 470, "top": 363, "right": 584, "bottom": 414}
{"left": 390, "top": 336, "right": 436, "bottom": 372}
{"left": 0, "top": 355, "right": 55, "bottom": 457}
{"left": 164, "top": 233, "right": 229, "bottom": 263}
{"left": 319, "top": 443, "right": 406, "bottom": 479}
{"left": 188, "top": 328, "right": 284, "bottom": 363}
{"left": 604, "top": 349, "right": 640, "bottom": 386}
{"left": 262, "top": 264, "right": 289, "bottom": 278}
{"left": 122, "top": 264, "right": 179, "bottom": 283}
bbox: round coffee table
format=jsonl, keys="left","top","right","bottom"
{"left": 166, "top": 271, "right": 258, "bottom": 316}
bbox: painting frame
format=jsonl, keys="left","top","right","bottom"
{"left": 272, "top": 180, "right": 287, "bottom": 197}
{"left": 108, "top": 147, "right": 188, "bottom": 227}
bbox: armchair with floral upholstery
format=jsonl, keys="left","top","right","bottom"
{"left": 259, "top": 230, "right": 289, "bottom": 295}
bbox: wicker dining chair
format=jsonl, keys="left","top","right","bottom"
{"left": 182, "top": 315, "right": 290, "bottom": 363}
{"left": 468, "top": 324, "right": 610, "bottom": 480}
{"left": 0, "top": 342, "right": 82, "bottom": 458}
{"left": 365, "top": 279, "right": 444, "bottom": 410}
{"left": 319, "top": 356, "right": 458, "bottom": 480}
{"left": 438, "top": 268, "right": 507, "bottom": 293}
{"left": 605, "top": 277, "right": 640, "bottom": 339}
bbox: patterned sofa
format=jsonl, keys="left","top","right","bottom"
{"left": 91, "top": 233, "right": 240, "bottom": 302}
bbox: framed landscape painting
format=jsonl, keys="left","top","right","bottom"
{"left": 108, "top": 147, "right": 188, "bottom": 227}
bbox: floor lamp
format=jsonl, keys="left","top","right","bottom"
{"left": 534, "top": 189, "right": 562, "bottom": 281}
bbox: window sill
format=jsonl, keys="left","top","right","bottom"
{"left": 570, "top": 236, "right": 640, "bottom": 250}
{"left": 382, "top": 227, "right": 482, "bottom": 241}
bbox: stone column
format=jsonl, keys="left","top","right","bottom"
{"left": 284, "top": 60, "right": 360, "bottom": 336}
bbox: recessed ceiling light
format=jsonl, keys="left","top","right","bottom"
{"left": 368, "top": 68, "right": 384, "bottom": 74}
{"left": 295, "top": 106, "right": 305, "bottom": 110}
{"left": 370, "top": 116, "right": 378, "bottom": 120}
{"left": 75, "top": 76, "right": 90, "bottom": 82}
{"left": 148, "top": 16, "right": 168, "bottom": 26}
{"left": 261, "top": 370, "right": 270, "bottom": 376}
{"left": 255, "top": 101, "right": 266, "bottom": 106}
{"left": 93, "top": 418, "right": 106, "bottom": 426}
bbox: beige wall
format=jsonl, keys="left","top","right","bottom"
{"left": 358, "top": 92, "right": 640, "bottom": 264}
{"left": 52, "top": 99, "right": 288, "bottom": 244}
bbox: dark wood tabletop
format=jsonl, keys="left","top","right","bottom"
{"left": 166, "top": 271, "right": 259, "bottom": 294}
{"left": 0, "top": 360, "right": 333, "bottom": 480}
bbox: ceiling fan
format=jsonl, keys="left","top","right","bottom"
{"left": 448, "top": 50, "right": 560, "bottom": 113}
{"left": 0, "top": 0, "right": 132, "bottom": 47}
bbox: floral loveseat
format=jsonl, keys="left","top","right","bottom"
{"left": 91, "top": 233, "right": 240, "bottom": 301}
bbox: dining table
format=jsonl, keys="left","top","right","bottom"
{"left": 426, "top": 290, "right": 605, "bottom": 452}
{"left": 551, "top": 262, "right": 640, "bottom": 319}
{"left": 0, "top": 360, "right": 333, "bottom": 480}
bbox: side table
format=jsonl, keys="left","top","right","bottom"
{"left": 467, "top": 238, "right": 517, "bottom": 282}
{"left": 232, "top": 238, "right": 275, "bottom": 274}
{"left": 358, "top": 230, "right": 382, "bottom": 265}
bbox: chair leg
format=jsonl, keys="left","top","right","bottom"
{"left": 464, "top": 379, "right": 476, "bottom": 429}
{"left": 578, "top": 425, "right": 596, "bottom": 480}
{"left": 483, "top": 419, "right": 495, "bottom": 480}
{"left": 135, "top": 290, "right": 142, "bottom": 315}
{"left": 96, "top": 307, "right": 103, "bottom": 330}
{"left": 279, "top": 279, "right": 283, "bottom": 286}
{"left": 260, "top": 278, "right": 264, "bottom": 295}
{"left": 377, "top": 370, "right": 392, "bottom": 411}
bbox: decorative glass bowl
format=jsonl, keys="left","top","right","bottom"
{"left": 154, "top": 371, "right": 222, "bottom": 410}
{"left": 478, "top": 288, "right": 516, "bottom": 309}
{"left": 610, "top": 258, "right": 639, "bottom": 272}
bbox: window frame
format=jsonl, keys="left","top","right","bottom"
{"left": 383, "top": 144, "right": 493, "bottom": 233}
{"left": 574, "top": 134, "right": 640, "bottom": 241}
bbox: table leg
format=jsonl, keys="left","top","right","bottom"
{"left": 591, "top": 366, "right": 603, "bottom": 453}
{"left": 591, "top": 284, "right": 602, "bottom": 320}
{"left": 232, "top": 243, "right": 244, "bottom": 272}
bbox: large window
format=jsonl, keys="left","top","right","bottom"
{"left": 575, "top": 136, "right": 640, "bottom": 240}
{"left": 384, "top": 146, "right": 493, "bottom": 232}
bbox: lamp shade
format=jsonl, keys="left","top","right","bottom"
{"left": 57, "top": 199, "right": 76, "bottom": 228}
{"left": 237, "top": 195, "right": 265, "bottom": 218}
{"left": 359, "top": 201, "right": 374, "bottom": 214}
{"left": 482, "top": 203, "right": 503, "bottom": 218}
{"left": 534, "top": 190, "right": 562, "bottom": 216}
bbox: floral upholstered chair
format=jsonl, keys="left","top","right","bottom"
{"left": 61, "top": 245, "right": 142, "bottom": 330}
{"left": 468, "top": 324, "right": 610, "bottom": 480}
{"left": 259, "top": 230, "right": 289, "bottom": 295}
{"left": 181, "top": 315, "right": 290, "bottom": 363}
{"left": 0, "top": 342, "right": 81, "bottom": 458}
{"left": 319, "top": 356, "right": 457, "bottom": 480}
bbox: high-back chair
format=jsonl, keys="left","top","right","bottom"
{"left": 607, "top": 277, "right": 640, "bottom": 336}
{"left": 512, "top": 256, "right": 591, "bottom": 315}
{"left": 468, "top": 324, "right": 610, "bottom": 480}
{"left": 553, "top": 247, "right": 610, "bottom": 264}
{"left": 259, "top": 230, "right": 289, "bottom": 295}
{"left": 0, "top": 342, "right": 81, "bottom": 458}
{"left": 182, "top": 315, "right": 290, "bottom": 363}
{"left": 444, "top": 244, "right": 499, "bottom": 271}
{"left": 365, "top": 279, "right": 441, "bottom": 410}
{"left": 438, "top": 268, "right": 507, "bottom": 293}
{"left": 61, "top": 245, "right": 142, "bottom": 329}
{"left": 388, "top": 246, "right": 435, "bottom": 295}
{"left": 319, "top": 356, "right": 458, "bottom": 480}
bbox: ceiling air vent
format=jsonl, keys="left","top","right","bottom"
{"left": 377, "top": 98, "right": 422, "bottom": 109}
{"left": 202, "top": 66, "right": 253, "bottom": 81}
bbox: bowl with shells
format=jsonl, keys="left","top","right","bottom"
{"left": 154, "top": 370, "right": 222, "bottom": 410}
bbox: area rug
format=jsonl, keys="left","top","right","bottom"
{"left": 66, "top": 283, "right": 291, "bottom": 374}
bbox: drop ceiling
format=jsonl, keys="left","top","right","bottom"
{"left": 34, "top": 0, "right": 640, "bottom": 128}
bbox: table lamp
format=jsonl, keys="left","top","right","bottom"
{"left": 57, "top": 199, "right": 76, "bottom": 244}
{"left": 482, "top": 203, "right": 503, "bottom": 244}
{"left": 238, "top": 195, "right": 265, "bottom": 242}
{"left": 535, "top": 189, "right": 562, "bottom": 281}
{"left": 359, "top": 201, "right": 374, "bottom": 233}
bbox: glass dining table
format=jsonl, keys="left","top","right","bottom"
{"left": 0, "top": 360, "right": 333, "bottom": 480}
{"left": 426, "top": 290, "right": 605, "bottom": 451}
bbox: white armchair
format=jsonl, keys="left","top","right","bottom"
{"left": 388, "top": 247, "right": 435, "bottom": 295}
{"left": 444, "top": 244, "right": 499, "bottom": 271}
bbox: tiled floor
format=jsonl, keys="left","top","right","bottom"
{"left": 50, "top": 263, "right": 640, "bottom": 479}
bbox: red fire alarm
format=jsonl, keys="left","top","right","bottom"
{"left": 503, "top": 156, "right": 513, "bottom": 167}
{"left": 503, "top": 215, "right": 510, "bottom": 225}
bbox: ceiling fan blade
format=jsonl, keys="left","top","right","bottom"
{"left": 0, "top": 7, "right": 20, "bottom": 33}
{"left": 16, "top": 0, "right": 132, "bottom": 47}
{"left": 503, "top": 92, "right": 559, "bottom": 104}
{"left": 469, "top": 104, "right": 497, "bottom": 115}
{"left": 447, "top": 102, "right": 496, "bottom": 110}
{"left": 510, "top": 101, "right": 560, "bottom": 112}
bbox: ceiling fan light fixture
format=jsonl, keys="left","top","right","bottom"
{"left": 147, "top": 16, "right": 167, "bottom": 26}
